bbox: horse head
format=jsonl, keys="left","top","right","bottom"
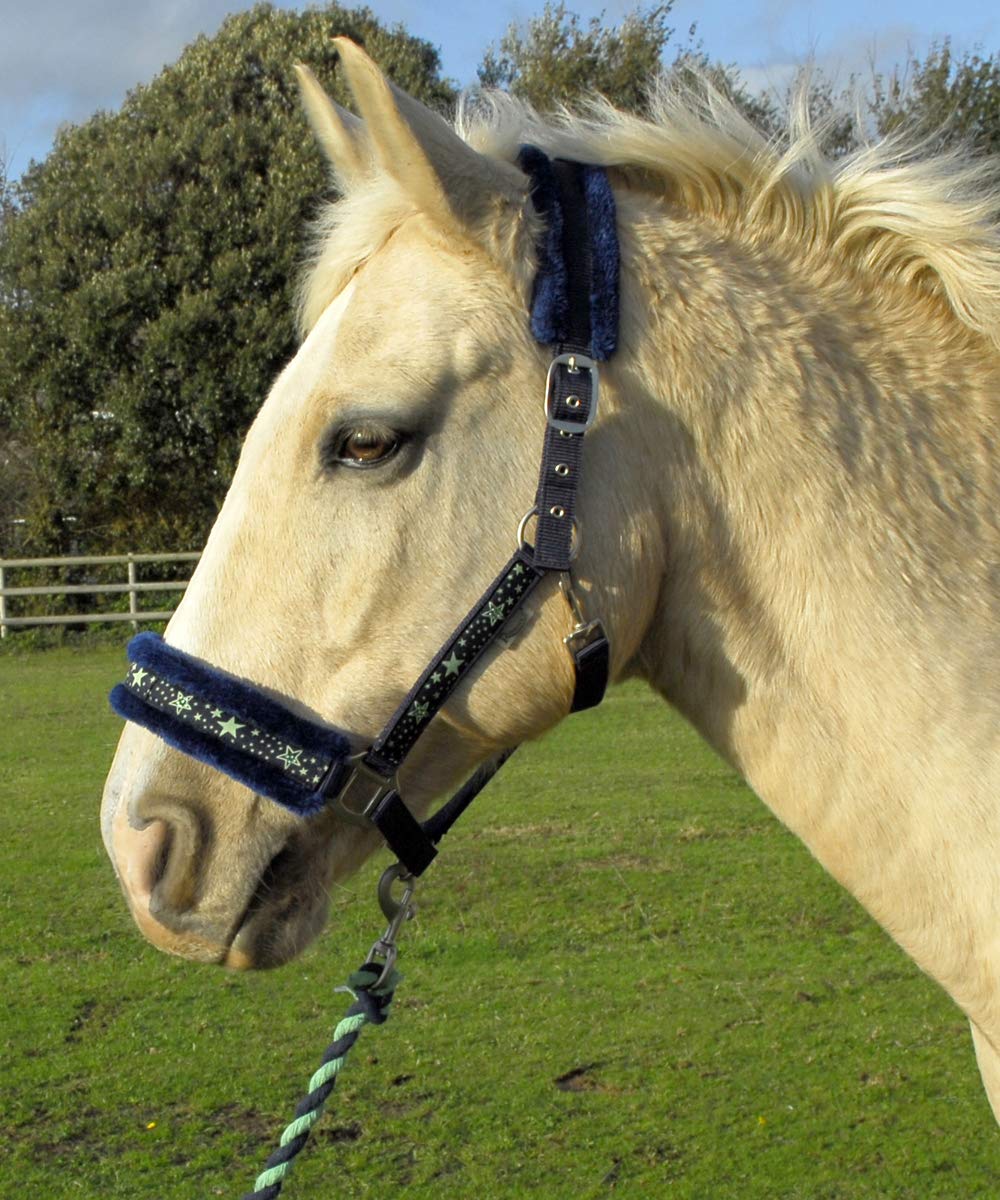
{"left": 100, "top": 40, "right": 662, "bottom": 968}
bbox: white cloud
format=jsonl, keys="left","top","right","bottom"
{"left": 0, "top": 0, "right": 236, "bottom": 107}
{"left": 0, "top": 0, "right": 249, "bottom": 172}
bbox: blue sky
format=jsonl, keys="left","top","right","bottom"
{"left": 1, "top": 0, "right": 997, "bottom": 179}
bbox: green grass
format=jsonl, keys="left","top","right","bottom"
{"left": 2, "top": 646, "right": 998, "bottom": 1198}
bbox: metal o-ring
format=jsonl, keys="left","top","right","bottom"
{"left": 515, "top": 505, "right": 582, "bottom": 559}
{"left": 566, "top": 395, "right": 582, "bottom": 409}
{"left": 554, "top": 463, "right": 570, "bottom": 477}
{"left": 515, "top": 506, "right": 539, "bottom": 551}
{"left": 550, "top": 505, "right": 566, "bottom": 519}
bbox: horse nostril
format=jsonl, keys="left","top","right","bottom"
{"left": 113, "top": 807, "right": 168, "bottom": 902}
{"left": 149, "top": 815, "right": 205, "bottom": 925}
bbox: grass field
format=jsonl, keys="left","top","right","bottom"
{"left": 2, "top": 645, "right": 998, "bottom": 1198}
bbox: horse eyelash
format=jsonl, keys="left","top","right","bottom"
{"left": 320, "top": 423, "right": 407, "bottom": 471}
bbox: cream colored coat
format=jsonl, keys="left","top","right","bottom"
{"left": 102, "top": 42, "right": 1000, "bottom": 1124}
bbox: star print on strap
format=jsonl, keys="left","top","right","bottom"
{"left": 110, "top": 632, "right": 354, "bottom": 817}
{"left": 366, "top": 548, "right": 543, "bottom": 776}
{"left": 120, "top": 665, "right": 330, "bottom": 788}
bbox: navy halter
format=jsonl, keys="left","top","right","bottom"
{"left": 110, "top": 147, "right": 619, "bottom": 877}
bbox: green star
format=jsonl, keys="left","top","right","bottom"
{"left": 485, "top": 600, "right": 506, "bottom": 627}
{"left": 130, "top": 666, "right": 149, "bottom": 687}
{"left": 512, "top": 563, "right": 525, "bottom": 576}
{"left": 277, "top": 745, "right": 303, "bottom": 771}
{"left": 442, "top": 652, "right": 464, "bottom": 677}
{"left": 218, "top": 716, "right": 244, "bottom": 739}
{"left": 211, "top": 708, "right": 224, "bottom": 719}
{"left": 169, "top": 692, "right": 194, "bottom": 715}
{"left": 408, "top": 700, "right": 430, "bottom": 723}
{"left": 431, "top": 671, "right": 442, "bottom": 684}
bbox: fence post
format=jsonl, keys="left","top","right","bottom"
{"left": 128, "top": 556, "right": 138, "bottom": 633}
{"left": 0, "top": 564, "right": 7, "bottom": 639}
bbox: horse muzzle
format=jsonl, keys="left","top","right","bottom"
{"left": 101, "top": 731, "right": 367, "bottom": 968}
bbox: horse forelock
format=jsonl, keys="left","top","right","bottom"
{"left": 299, "top": 71, "right": 1000, "bottom": 349}
{"left": 296, "top": 176, "right": 416, "bottom": 336}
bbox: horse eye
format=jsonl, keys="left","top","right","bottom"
{"left": 327, "top": 425, "right": 402, "bottom": 469}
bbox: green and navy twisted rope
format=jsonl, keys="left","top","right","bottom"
{"left": 240, "top": 961, "right": 401, "bottom": 1199}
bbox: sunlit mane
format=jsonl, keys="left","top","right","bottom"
{"left": 299, "top": 76, "right": 1000, "bottom": 347}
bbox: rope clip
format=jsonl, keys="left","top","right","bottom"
{"left": 368, "top": 862, "right": 417, "bottom": 988}
{"left": 560, "top": 576, "right": 604, "bottom": 649}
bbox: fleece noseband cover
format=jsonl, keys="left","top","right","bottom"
{"left": 110, "top": 633, "right": 351, "bottom": 816}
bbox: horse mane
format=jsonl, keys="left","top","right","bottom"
{"left": 299, "top": 76, "right": 1000, "bottom": 347}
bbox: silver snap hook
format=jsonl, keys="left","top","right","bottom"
{"left": 368, "top": 862, "right": 417, "bottom": 988}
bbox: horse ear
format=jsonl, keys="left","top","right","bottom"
{"left": 331, "top": 37, "right": 525, "bottom": 231}
{"left": 294, "top": 63, "right": 371, "bottom": 190}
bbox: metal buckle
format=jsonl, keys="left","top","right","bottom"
{"left": 324, "top": 752, "right": 399, "bottom": 828}
{"left": 565, "top": 619, "right": 605, "bottom": 650}
{"left": 544, "top": 352, "right": 599, "bottom": 433}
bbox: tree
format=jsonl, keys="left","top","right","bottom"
{"left": 0, "top": 3, "right": 454, "bottom": 556}
{"left": 873, "top": 41, "right": 1000, "bottom": 157}
{"left": 477, "top": 4, "right": 787, "bottom": 143}
{"left": 0, "top": 152, "right": 32, "bottom": 551}
{"left": 478, "top": 2, "right": 677, "bottom": 114}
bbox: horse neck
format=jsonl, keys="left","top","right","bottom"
{"left": 616, "top": 189, "right": 1000, "bottom": 842}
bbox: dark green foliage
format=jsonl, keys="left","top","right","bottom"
{"left": 0, "top": 3, "right": 453, "bottom": 556}
{"left": 874, "top": 40, "right": 1000, "bottom": 157}
{"left": 0, "top": 158, "right": 31, "bottom": 546}
{"left": 478, "top": 2, "right": 677, "bottom": 114}
{"left": 476, "top": 6, "right": 782, "bottom": 143}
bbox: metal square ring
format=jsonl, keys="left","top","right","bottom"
{"left": 325, "top": 752, "right": 399, "bottom": 827}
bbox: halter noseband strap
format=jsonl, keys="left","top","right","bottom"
{"left": 109, "top": 147, "right": 618, "bottom": 877}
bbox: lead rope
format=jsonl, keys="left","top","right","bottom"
{"left": 241, "top": 962, "right": 401, "bottom": 1200}
{"left": 240, "top": 867, "right": 415, "bottom": 1199}
{"left": 240, "top": 961, "right": 400, "bottom": 1199}
{"left": 239, "top": 744, "right": 509, "bottom": 1196}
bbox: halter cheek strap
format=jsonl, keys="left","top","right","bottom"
{"left": 518, "top": 150, "right": 616, "bottom": 711}
{"left": 111, "top": 546, "right": 545, "bottom": 871}
{"left": 109, "top": 147, "right": 619, "bottom": 877}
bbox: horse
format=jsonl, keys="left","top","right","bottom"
{"left": 101, "top": 38, "right": 1000, "bottom": 1127}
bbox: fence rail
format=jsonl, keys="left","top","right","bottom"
{"left": 0, "top": 552, "right": 200, "bottom": 637}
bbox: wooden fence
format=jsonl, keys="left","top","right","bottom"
{"left": 0, "top": 552, "right": 199, "bottom": 637}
